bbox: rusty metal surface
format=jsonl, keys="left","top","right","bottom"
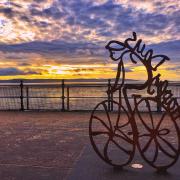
{"left": 89, "top": 32, "right": 180, "bottom": 171}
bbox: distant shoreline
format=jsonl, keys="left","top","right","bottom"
{"left": 0, "top": 78, "right": 138, "bottom": 83}
{"left": 0, "top": 79, "right": 179, "bottom": 84}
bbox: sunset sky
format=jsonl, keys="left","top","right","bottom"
{"left": 0, "top": 0, "right": 179, "bottom": 80}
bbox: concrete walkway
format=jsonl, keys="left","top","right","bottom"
{"left": 0, "top": 111, "right": 179, "bottom": 180}
{"left": 68, "top": 145, "right": 180, "bottom": 180}
{"left": 0, "top": 111, "right": 89, "bottom": 180}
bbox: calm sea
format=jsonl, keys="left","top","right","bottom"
{"left": 0, "top": 80, "right": 179, "bottom": 111}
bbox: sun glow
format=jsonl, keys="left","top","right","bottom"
{"left": 0, "top": 60, "right": 178, "bottom": 81}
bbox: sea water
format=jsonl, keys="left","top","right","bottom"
{"left": 0, "top": 81, "right": 179, "bottom": 111}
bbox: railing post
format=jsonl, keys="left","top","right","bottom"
{"left": 61, "top": 79, "right": 65, "bottom": 111}
{"left": 26, "top": 86, "right": 29, "bottom": 110}
{"left": 20, "top": 80, "right": 24, "bottom": 111}
{"left": 67, "top": 86, "right": 70, "bottom": 111}
{"left": 107, "top": 79, "right": 111, "bottom": 112}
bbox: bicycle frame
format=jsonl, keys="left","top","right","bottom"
{"left": 89, "top": 32, "right": 180, "bottom": 171}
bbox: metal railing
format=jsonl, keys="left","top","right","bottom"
{"left": 0, "top": 80, "right": 179, "bottom": 111}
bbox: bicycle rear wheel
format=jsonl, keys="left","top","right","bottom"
{"left": 136, "top": 98, "right": 180, "bottom": 171}
{"left": 89, "top": 100, "right": 135, "bottom": 168}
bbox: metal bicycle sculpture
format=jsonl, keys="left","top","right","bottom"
{"left": 89, "top": 32, "right": 180, "bottom": 171}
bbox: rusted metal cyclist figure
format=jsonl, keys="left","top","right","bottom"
{"left": 89, "top": 32, "right": 180, "bottom": 172}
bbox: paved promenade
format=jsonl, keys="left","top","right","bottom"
{"left": 68, "top": 145, "right": 180, "bottom": 180}
{"left": 0, "top": 111, "right": 89, "bottom": 180}
{"left": 0, "top": 111, "right": 179, "bottom": 180}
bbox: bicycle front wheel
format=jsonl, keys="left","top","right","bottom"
{"left": 89, "top": 100, "right": 135, "bottom": 168}
{"left": 136, "top": 98, "right": 180, "bottom": 171}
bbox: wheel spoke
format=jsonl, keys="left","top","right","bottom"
{"left": 103, "top": 139, "right": 111, "bottom": 162}
{"left": 145, "top": 99, "right": 155, "bottom": 129}
{"left": 142, "top": 137, "right": 153, "bottom": 153}
{"left": 138, "top": 112, "right": 152, "bottom": 132}
{"left": 155, "top": 113, "right": 166, "bottom": 131}
{"left": 151, "top": 139, "right": 158, "bottom": 163}
{"left": 114, "top": 133, "right": 133, "bottom": 144}
{"left": 92, "top": 115, "right": 111, "bottom": 131}
{"left": 158, "top": 136, "right": 178, "bottom": 155}
{"left": 102, "top": 102, "right": 113, "bottom": 130}
{"left": 157, "top": 141, "right": 176, "bottom": 158}
{"left": 139, "top": 133, "right": 151, "bottom": 137}
{"left": 115, "top": 129, "right": 133, "bottom": 144}
{"left": 111, "top": 139, "right": 132, "bottom": 155}
{"left": 116, "top": 105, "right": 130, "bottom": 128}
{"left": 116, "top": 120, "right": 131, "bottom": 129}
{"left": 158, "top": 128, "right": 170, "bottom": 136}
{"left": 91, "top": 131, "right": 110, "bottom": 136}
